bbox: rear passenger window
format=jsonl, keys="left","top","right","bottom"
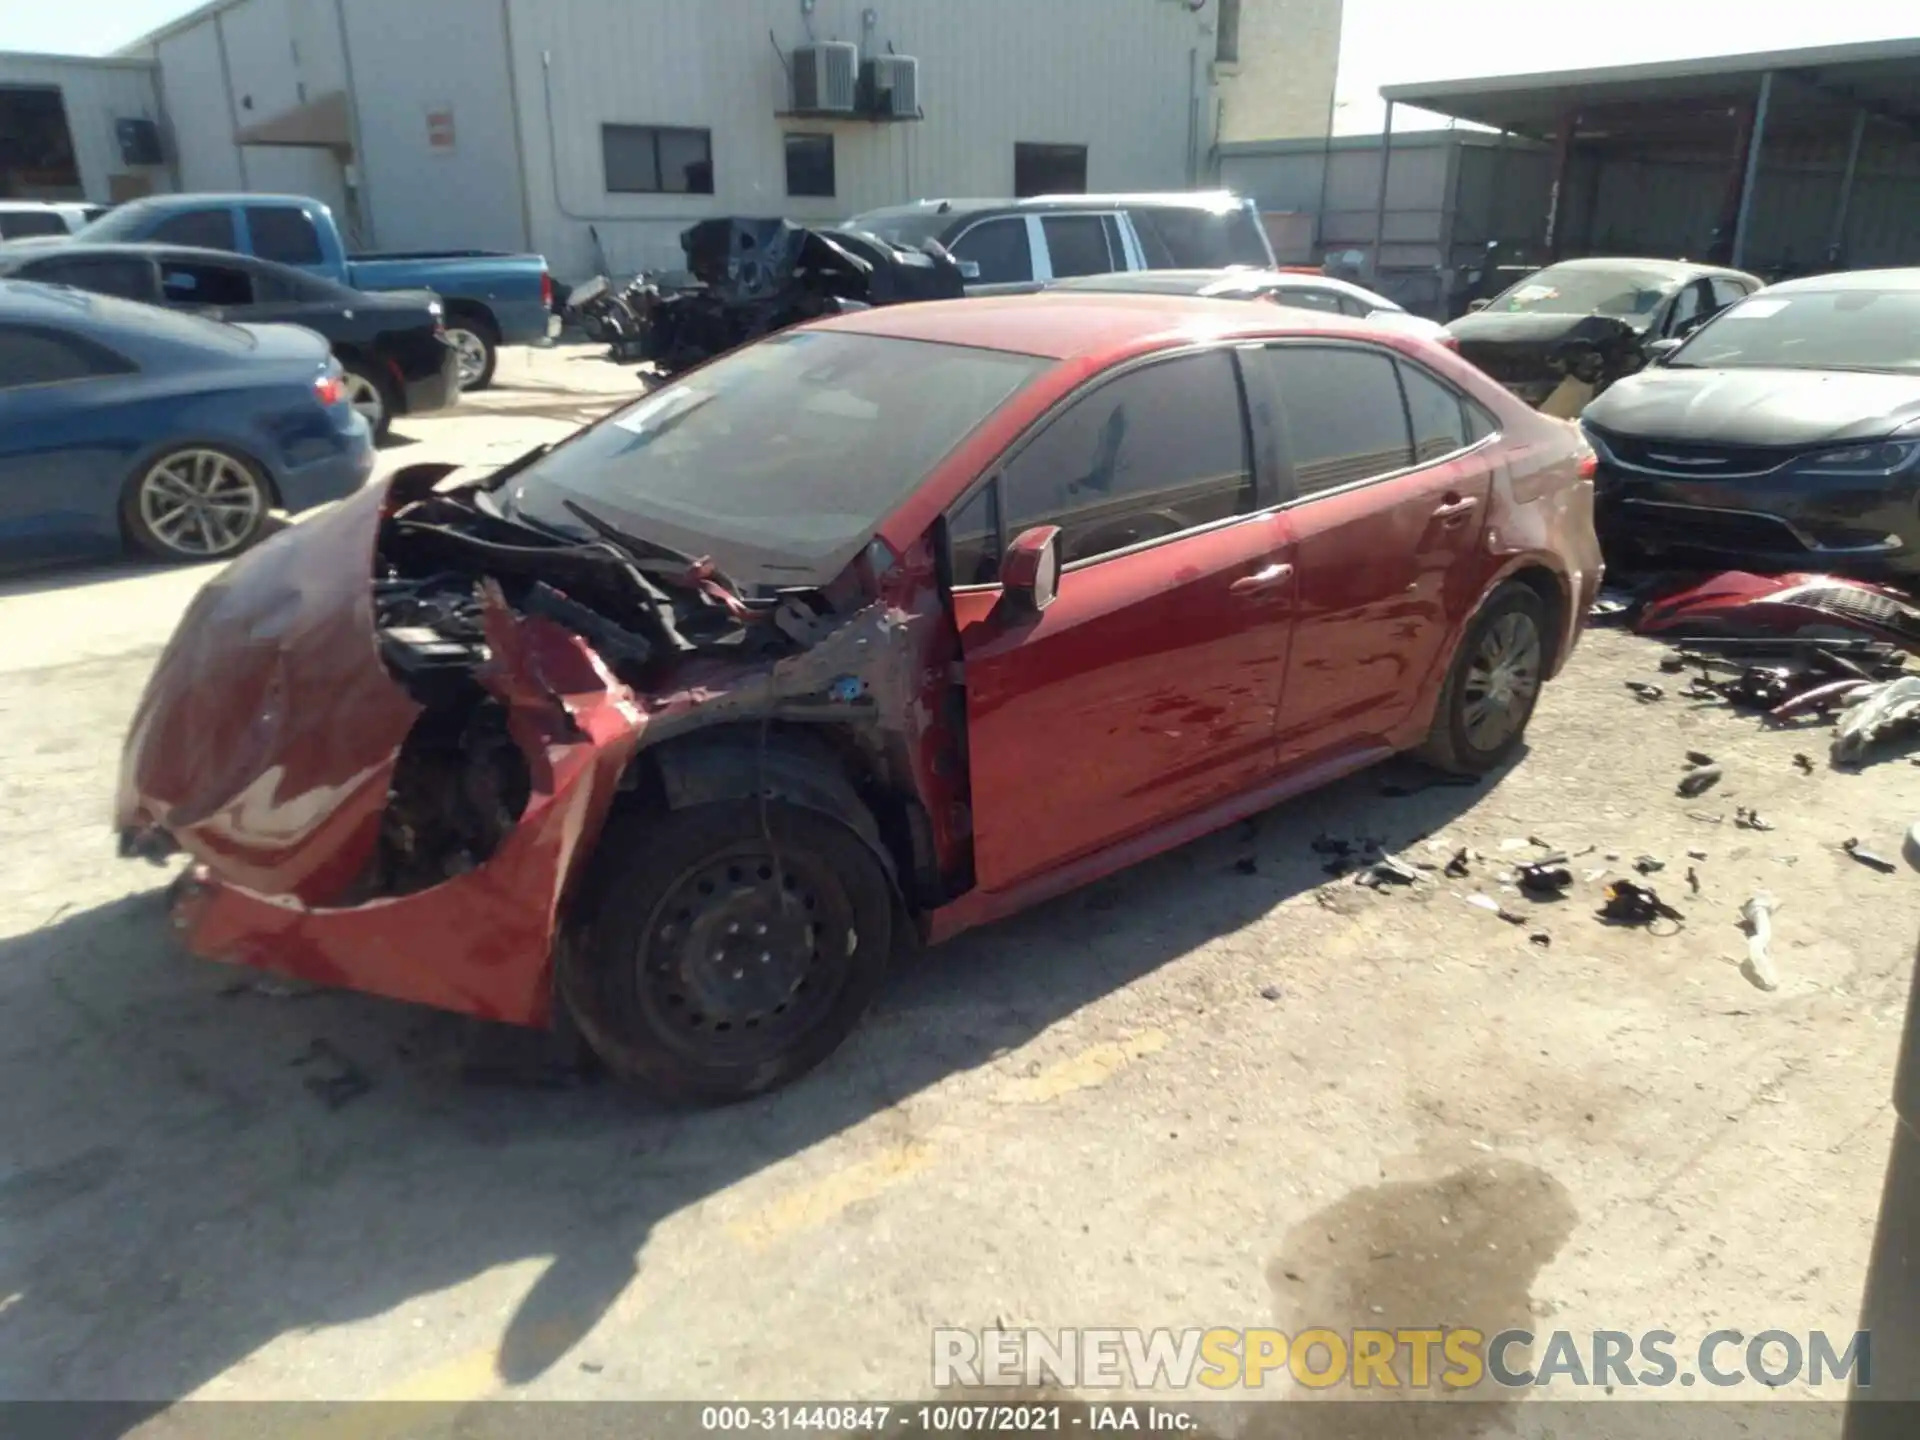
{"left": 246, "top": 207, "right": 324, "bottom": 266}
{"left": 1000, "top": 349, "right": 1253, "bottom": 566}
{"left": 1260, "top": 346, "right": 1412, "bottom": 496}
{"left": 0, "top": 325, "right": 133, "bottom": 389}
{"left": 1041, "top": 215, "right": 1113, "bottom": 278}
{"left": 952, "top": 218, "right": 1032, "bottom": 284}
{"left": 149, "top": 208, "right": 238, "bottom": 251}
{"left": 1397, "top": 360, "right": 1468, "bottom": 462}
{"left": 160, "top": 261, "right": 256, "bottom": 308}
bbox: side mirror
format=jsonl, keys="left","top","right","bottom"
{"left": 999, "top": 525, "right": 1062, "bottom": 617}
{"left": 1467, "top": 298, "right": 1490, "bottom": 313}
{"left": 1644, "top": 337, "right": 1683, "bottom": 365}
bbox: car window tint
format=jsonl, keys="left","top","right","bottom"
{"left": 21, "top": 255, "right": 155, "bottom": 301}
{"left": 1667, "top": 281, "right": 1708, "bottom": 334}
{"left": 1260, "top": 346, "right": 1412, "bottom": 496}
{"left": 1708, "top": 277, "right": 1748, "bottom": 310}
{"left": 1220, "top": 206, "right": 1273, "bottom": 266}
{"left": 246, "top": 206, "right": 324, "bottom": 266}
{"left": 1463, "top": 400, "right": 1498, "bottom": 443}
{"left": 952, "top": 218, "right": 1032, "bottom": 283}
{"left": 1270, "top": 285, "right": 1343, "bottom": 315}
{"left": 1397, "top": 360, "right": 1468, "bottom": 462}
{"left": 0, "top": 325, "right": 131, "bottom": 389}
{"left": 946, "top": 481, "right": 1002, "bottom": 586}
{"left": 1337, "top": 295, "right": 1371, "bottom": 318}
{"left": 1001, "top": 349, "right": 1254, "bottom": 566}
{"left": 1041, "top": 215, "right": 1113, "bottom": 278}
{"left": 160, "top": 261, "right": 255, "bottom": 308}
{"left": 0, "top": 210, "right": 70, "bottom": 239}
{"left": 148, "top": 208, "right": 238, "bottom": 251}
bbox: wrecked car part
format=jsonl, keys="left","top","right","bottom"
{"left": 1625, "top": 681, "right": 1665, "bottom": 702}
{"left": 1634, "top": 855, "right": 1666, "bottom": 875}
{"left": 1465, "top": 893, "right": 1527, "bottom": 925}
{"left": 1832, "top": 677, "right": 1920, "bottom": 766}
{"left": 1444, "top": 847, "right": 1473, "bottom": 879}
{"left": 1773, "top": 678, "right": 1877, "bottom": 720}
{"left": 1734, "top": 807, "right": 1775, "bottom": 832}
{"left": 1677, "top": 765, "right": 1723, "bottom": 797}
{"left": 1843, "top": 838, "right": 1899, "bottom": 874}
{"left": 1598, "top": 879, "right": 1684, "bottom": 930}
{"left": 1516, "top": 862, "right": 1572, "bottom": 898}
{"left": 1685, "top": 750, "right": 1716, "bottom": 767}
{"left": 1356, "top": 854, "right": 1421, "bottom": 888}
{"left": 1636, "top": 572, "right": 1920, "bottom": 651}
{"left": 1740, "top": 891, "right": 1780, "bottom": 992}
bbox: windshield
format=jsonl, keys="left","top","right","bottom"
{"left": 501, "top": 330, "right": 1048, "bottom": 588}
{"left": 1487, "top": 264, "right": 1680, "bottom": 319}
{"left": 1671, "top": 289, "right": 1920, "bottom": 373}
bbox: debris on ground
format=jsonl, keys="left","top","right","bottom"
{"left": 1516, "top": 860, "right": 1573, "bottom": 898}
{"left": 1842, "top": 838, "right": 1898, "bottom": 874}
{"left": 1687, "top": 811, "right": 1725, "bottom": 826}
{"left": 1356, "top": 854, "right": 1422, "bottom": 889}
{"left": 1626, "top": 681, "right": 1665, "bottom": 703}
{"left": 1597, "top": 879, "right": 1685, "bottom": 930}
{"left": 1529, "top": 932, "right": 1552, "bottom": 947}
{"left": 1233, "top": 857, "right": 1260, "bottom": 876}
{"left": 1739, "top": 890, "right": 1780, "bottom": 992}
{"left": 1794, "top": 753, "right": 1815, "bottom": 774}
{"left": 1634, "top": 855, "right": 1666, "bottom": 875}
{"left": 1260, "top": 985, "right": 1284, "bottom": 1002}
{"left": 1498, "top": 838, "right": 1531, "bottom": 852}
{"left": 291, "top": 1038, "right": 372, "bottom": 1111}
{"left": 1677, "top": 765, "right": 1723, "bottom": 797}
{"left": 1687, "top": 866, "right": 1702, "bottom": 895}
{"left": 1687, "top": 848, "right": 1710, "bottom": 860}
{"left": 1444, "top": 847, "right": 1473, "bottom": 879}
{"left": 1465, "top": 893, "right": 1528, "bottom": 925}
{"left": 1734, "top": 807, "right": 1775, "bottom": 832}
{"left": 1832, "top": 677, "right": 1920, "bottom": 767}
{"left": 1378, "top": 774, "right": 1481, "bottom": 798}
{"left": 1684, "top": 750, "right": 1716, "bottom": 767}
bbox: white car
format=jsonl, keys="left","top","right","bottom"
{"left": 0, "top": 200, "right": 109, "bottom": 241}
{"left": 1047, "top": 268, "right": 1458, "bottom": 350}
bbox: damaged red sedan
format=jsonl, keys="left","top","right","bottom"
{"left": 116, "top": 294, "right": 1601, "bottom": 1099}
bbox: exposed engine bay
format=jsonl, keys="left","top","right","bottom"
{"left": 569, "top": 217, "right": 968, "bottom": 379}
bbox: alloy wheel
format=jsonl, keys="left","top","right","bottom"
{"left": 341, "top": 371, "right": 386, "bottom": 430}
{"left": 136, "top": 449, "right": 265, "bottom": 558}
{"left": 1460, "top": 610, "right": 1543, "bottom": 752}
{"left": 447, "top": 328, "right": 488, "bottom": 388}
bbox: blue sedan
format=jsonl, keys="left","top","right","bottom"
{"left": 0, "top": 279, "right": 374, "bottom": 566}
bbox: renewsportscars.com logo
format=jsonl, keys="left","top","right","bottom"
{"left": 932, "top": 1327, "right": 1871, "bottom": 1392}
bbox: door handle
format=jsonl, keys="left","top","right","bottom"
{"left": 1433, "top": 494, "right": 1480, "bottom": 519}
{"left": 1230, "top": 562, "right": 1294, "bottom": 596}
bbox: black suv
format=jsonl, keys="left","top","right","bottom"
{"left": 843, "top": 192, "right": 1275, "bottom": 289}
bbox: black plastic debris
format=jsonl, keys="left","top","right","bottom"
{"left": 1597, "top": 879, "right": 1685, "bottom": 929}
{"left": 1794, "top": 753, "right": 1815, "bottom": 774}
{"left": 1626, "top": 681, "right": 1665, "bottom": 703}
{"left": 1734, "top": 807, "right": 1775, "bottom": 832}
{"left": 1379, "top": 774, "right": 1480, "bottom": 798}
{"left": 1529, "top": 932, "right": 1552, "bottom": 947}
{"left": 1686, "top": 865, "right": 1702, "bottom": 895}
{"left": 1677, "top": 765, "right": 1723, "bottom": 797}
{"left": 1685, "top": 750, "right": 1716, "bottom": 767}
{"left": 1843, "top": 838, "right": 1898, "bottom": 874}
{"left": 1634, "top": 855, "right": 1666, "bottom": 875}
{"left": 1259, "top": 985, "right": 1284, "bottom": 1002}
{"left": 1444, "top": 847, "right": 1473, "bottom": 879}
{"left": 1517, "top": 861, "right": 1573, "bottom": 898}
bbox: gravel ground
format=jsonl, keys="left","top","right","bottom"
{"left": 1, "top": 348, "right": 1915, "bottom": 1429}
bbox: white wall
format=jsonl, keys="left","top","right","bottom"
{"left": 507, "top": 0, "right": 1233, "bottom": 280}
{"left": 153, "top": 23, "right": 244, "bottom": 190}
{"left": 0, "top": 54, "right": 169, "bottom": 202}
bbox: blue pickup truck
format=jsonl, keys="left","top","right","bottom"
{"left": 74, "top": 193, "right": 554, "bottom": 390}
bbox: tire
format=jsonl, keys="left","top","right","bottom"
{"left": 1417, "top": 581, "right": 1550, "bottom": 775}
{"left": 445, "top": 314, "right": 499, "bottom": 391}
{"left": 121, "top": 444, "right": 271, "bottom": 563}
{"left": 339, "top": 359, "right": 394, "bottom": 443}
{"left": 559, "top": 800, "right": 895, "bottom": 1102}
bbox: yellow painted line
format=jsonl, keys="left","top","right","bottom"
{"left": 995, "top": 1029, "right": 1169, "bottom": 1105}
{"left": 726, "top": 1140, "right": 938, "bottom": 1249}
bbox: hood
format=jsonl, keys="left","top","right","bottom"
{"left": 1445, "top": 309, "right": 1645, "bottom": 345}
{"left": 115, "top": 477, "right": 423, "bottom": 904}
{"left": 1585, "top": 366, "right": 1920, "bottom": 447}
{"left": 234, "top": 320, "right": 335, "bottom": 368}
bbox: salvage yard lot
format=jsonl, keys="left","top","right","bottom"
{"left": 2, "top": 345, "right": 1916, "bottom": 1413}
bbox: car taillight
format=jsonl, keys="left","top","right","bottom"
{"left": 1577, "top": 452, "right": 1598, "bottom": 481}
{"left": 314, "top": 374, "right": 344, "bottom": 407}
{"left": 541, "top": 270, "right": 553, "bottom": 309}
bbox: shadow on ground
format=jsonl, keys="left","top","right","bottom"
{"left": 0, "top": 757, "right": 1503, "bottom": 1419}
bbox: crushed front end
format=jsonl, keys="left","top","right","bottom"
{"left": 115, "top": 463, "right": 962, "bottom": 1028}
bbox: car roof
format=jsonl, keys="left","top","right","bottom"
{"left": 1535, "top": 255, "right": 1760, "bottom": 284}
{"left": 815, "top": 291, "right": 1370, "bottom": 361}
{"left": 109, "top": 192, "right": 314, "bottom": 207}
{"left": 850, "top": 191, "right": 1250, "bottom": 223}
{"left": 1051, "top": 268, "right": 1403, "bottom": 310}
{"left": 1763, "top": 267, "right": 1920, "bottom": 293}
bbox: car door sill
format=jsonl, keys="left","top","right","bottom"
{"left": 924, "top": 742, "right": 1398, "bottom": 943}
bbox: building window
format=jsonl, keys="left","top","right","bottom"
{"left": 784, "top": 133, "right": 835, "bottom": 198}
{"left": 602, "top": 124, "right": 714, "bottom": 195}
{"left": 1014, "top": 143, "right": 1087, "bottom": 198}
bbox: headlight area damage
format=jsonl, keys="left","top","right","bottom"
{"left": 114, "top": 463, "right": 969, "bottom": 1035}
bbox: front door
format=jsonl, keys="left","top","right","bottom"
{"left": 1249, "top": 342, "right": 1499, "bottom": 766}
{"left": 950, "top": 347, "right": 1295, "bottom": 893}
{"left": 0, "top": 324, "right": 139, "bottom": 563}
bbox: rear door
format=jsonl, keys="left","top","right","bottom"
{"left": 1035, "top": 212, "right": 1135, "bottom": 279}
{"left": 950, "top": 346, "right": 1295, "bottom": 892}
{"left": 1250, "top": 342, "right": 1499, "bottom": 765}
{"left": 156, "top": 256, "right": 260, "bottom": 318}
{"left": 242, "top": 205, "right": 330, "bottom": 277}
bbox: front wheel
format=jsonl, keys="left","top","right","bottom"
{"left": 560, "top": 801, "right": 895, "bottom": 1102}
{"left": 121, "top": 445, "right": 271, "bottom": 563}
{"left": 444, "top": 316, "right": 498, "bottom": 391}
{"left": 1418, "top": 582, "right": 1549, "bottom": 774}
{"left": 339, "top": 360, "right": 394, "bottom": 442}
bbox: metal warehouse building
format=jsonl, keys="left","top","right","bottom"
{"left": 3, "top": 0, "right": 1340, "bottom": 282}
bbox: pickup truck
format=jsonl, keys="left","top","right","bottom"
{"left": 74, "top": 193, "right": 554, "bottom": 389}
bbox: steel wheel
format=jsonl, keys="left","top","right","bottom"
{"left": 447, "top": 328, "right": 489, "bottom": 388}
{"left": 636, "top": 843, "right": 856, "bottom": 1068}
{"left": 1460, "top": 610, "right": 1543, "bottom": 752}
{"left": 341, "top": 369, "right": 387, "bottom": 432}
{"left": 134, "top": 448, "right": 267, "bottom": 559}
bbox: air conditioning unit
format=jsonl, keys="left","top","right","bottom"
{"left": 791, "top": 41, "right": 859, "bottom": 114}
{"left": 859, "top": 55, "right": 920, "bottom": 119}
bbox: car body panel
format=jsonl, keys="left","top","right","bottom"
{"left": 0, "top": 283, "right": 373, "bottom": 565}
{"left": 73, "top": 193, "right": 552, "bottom": 346}
{"left": 114, "top": 295, "right": 1595, "bottom": 1034}
{"left": 1587, "top": 365, "right": 1920, "bottom": 447}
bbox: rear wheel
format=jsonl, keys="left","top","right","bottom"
{"left": 121, "top": 445, "right": 271, "bottom": 563}
{"left": 560, "top": 801, "right": 895, "bottom": 1102}
{"left": 339, "top": 359, "right": 394, "bottom": 442}
{"left": 445, "top": 315, "right": 499, "bottom": 391}
{"left": 1418, "top": 582, "right": 1548, "bottom": 774}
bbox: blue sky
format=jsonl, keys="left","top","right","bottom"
{"left": 5, "top": 0, "right": 1916, "bottom": 133}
